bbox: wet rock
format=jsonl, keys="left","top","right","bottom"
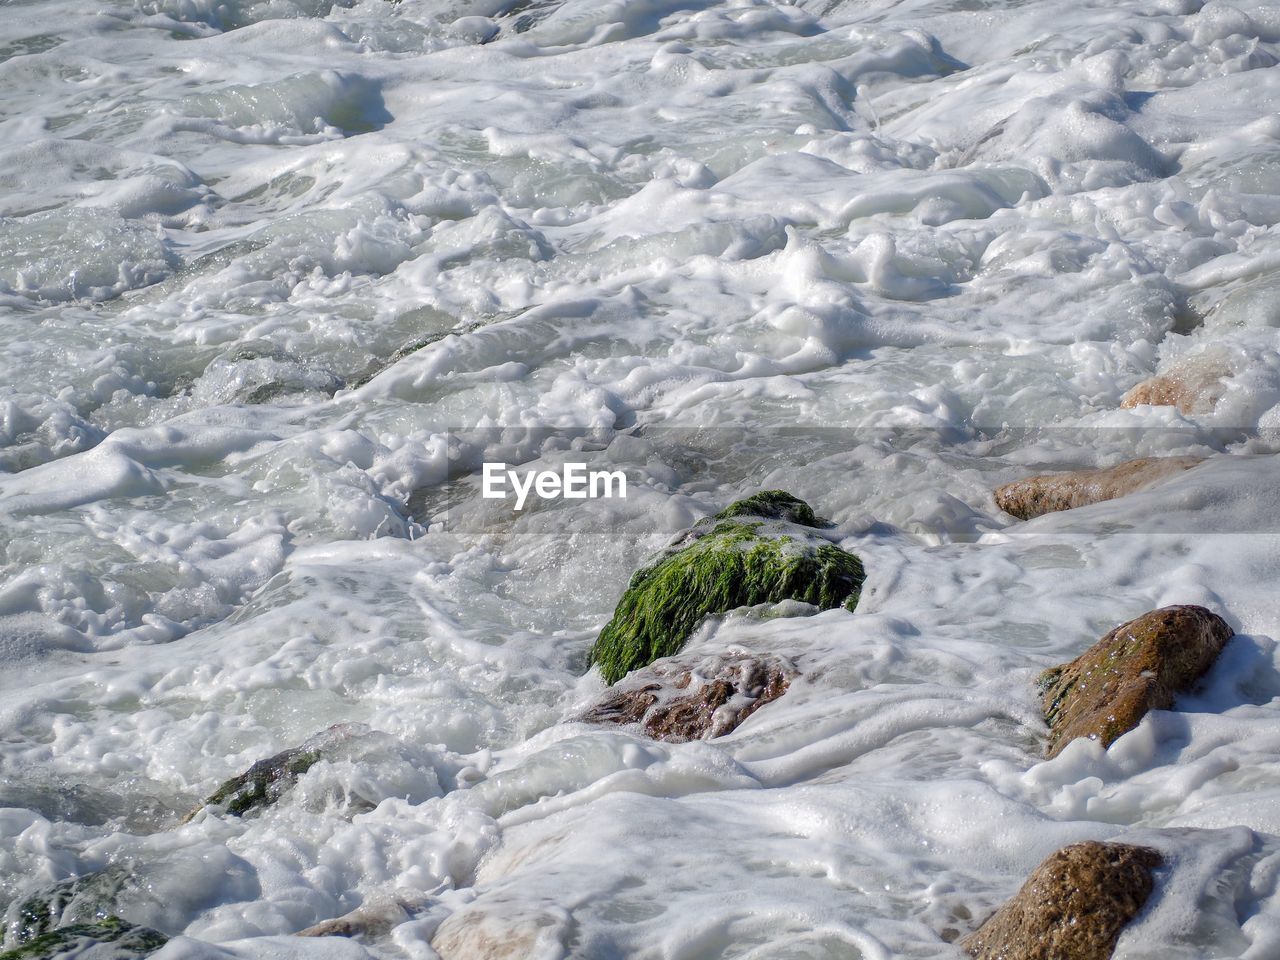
{"left": 1122, "top": 355, "right": 1230, "bottom": 414}
{"left": 432, "top": 906, "right": 569, "bottom": 960}
{"left": 0, "top": 917, "right": 167, "bottom": 960}
{"left": 4, "top": 868, "right": 130, "bottom": 947}
{"left": 297, "top": 894, "right": 429, "bottom": 939}
{"left": 1040, "top": 605, "right": 1233, "bottom": 758}
{"left": 589, "top": 491, "right": 863, "bottom": 684}
{"left": 994, "top": 457, "right": 1202, "bottom": 520}
{"left": 581, "top": 651, "right": 796, "bottom": 742}
{"left": 713, "top": 489, "right": 820, "bottom": 526}
{"left": 961, "top": 841, "right": 1162, "bottom": 960}
{"left": 194, "top": 348, "right": 343, "bottom": 407}
{"left": 184, "top": 724, "right": 359, "bottom": 821}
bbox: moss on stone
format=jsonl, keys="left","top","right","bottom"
{"left": 590, "top": 493, "right": 864, "bottom": 685}
{"left": 10, "top": 868, "right": 129, "bottom": 945}
{"left": 204, "top": 748, "right": 322, "bottom": 818}
{"left": 0, "top": 917, "right": 167, "bottom": 960}
{"left": 713, "top": 490, "right": 819, "bottom": 526}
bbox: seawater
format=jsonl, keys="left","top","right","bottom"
{"left": 3, "top": 0, "right": 1280, "bottom": 957}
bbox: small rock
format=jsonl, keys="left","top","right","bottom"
{"left": 962, "top": 841, "right": 1162, "bottom": 960}
{"left": 297, "top": 894, "right": 429, "bottom": 939}
{"left": 184, "top": 724, "right": 361, "bottom": 821}
{"left": 590, "top": 491, "right": 863, "bottom": 684}
{"left": 0, "top": 917, "right": 167, "bottom": 960}
{"left": 995, "top": 457, "right": 1202, "bottom": 520}
{"left": 1040, "top": 605, "right": 1233, "bottom": 758}
{"left": 1121, "top": 356, "right": 1230, "bottom": 414}
{"left": 432, "top": 906, "right": 568, "bottom": 960}
{"left": 581, "top": 652, "right": 796, "bottom": 742}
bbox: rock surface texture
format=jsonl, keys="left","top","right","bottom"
{"left": 0, "top": 917, "right": 167, "bottom": 960}
{"left": 432, "top": 906, "right": 569, "bottom": 960}
{"left": 995, "top": 457, "right": 1202, "bottom": 520}
{"left": 590, "top": 491, "right": 863, "bottom": 684}
{"left": 3, "top": 869, "right": 130, "bottom": 947}
{"left": 1040, "top": 605, "right": 1233, "bottom": 758}
{"left": 1121, "top": 355, "right": 1230, "bottom": 414}
{"left": 185, "top": 723, "right": 360, "bottom": 821}
{"left": 581, "top": 651, "right": 796, "bottom": 742}
{"left": 961, "top": 841, "right": 1162, "bottom": 960}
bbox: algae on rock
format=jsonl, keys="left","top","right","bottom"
{"left": 4, "top": 868, "right": 130, "bottom": 947}
{"left": 184, "top": 724, "right": 360, "bottom": 821}
{"left": 0, "top": 917, "right": 167, "bottom": 960}
{"left": 713, "top": 490, "right": 819, "bottom": 526}
{"left": 589, "top": 492, "right": 864, "bottom": 685}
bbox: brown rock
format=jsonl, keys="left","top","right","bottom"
{"left": 995, "top": 456, "right": 1202, "bottom": 520}
{"left": 1040, "top": 604, "right": 1233, "bottom": 758}
{"left": 580, "top": 652, "right": 795, "bottom": 743}
{"left": 295, "top": 901, "right": 407, "bottom": 942}
{"left": 962, "top": 841, "right": 1162, "bottom": 960}
{"left": 1121, "top": 356, "right": 1230, "bottom": 414}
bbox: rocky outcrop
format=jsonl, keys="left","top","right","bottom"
{"left": 184, "top": 724, "right": 360, "bottom": 821}
{"left": 581, "top": 651, "right": 796, "bottom": 742}
{"left": 590, "top": 492, "right": 863, "bottom": 684}
{"left": 962, "top": 841, "right": 1162, "bottom": 960}
{"left": 1121, "top": 356, "right": 1230, "bottom": 414}
{"left": 1040, "top": 605, "right": 1233, "bottom": 758}
{"left": 994, "top": 457, "right": 1201, "bottom": 520}
{"left": 0, "top": 917, "right": 166, "bottom": 960}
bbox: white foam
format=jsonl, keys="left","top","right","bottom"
{"left": 4, "top": 0, "right": 1280, "bottom": 956}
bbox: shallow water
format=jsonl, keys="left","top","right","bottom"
{"left": 3, "top": 0, "right": 1280, "bottom": 956}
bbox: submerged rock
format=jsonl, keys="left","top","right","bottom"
{"left": 432, "top": 905, "right": 569, "bottom": 960}
{"left": 1039, "top": 605, "right": 1233, "bottom": 758}
{"left": 581, "top": 651, "right": 796, "bottom": 742}
{"left": 0, "top": 917, "right": 167, "bottom": 960}
{"left": 994, "top": 456, "right": 1202, "bottom": 520}
{"left": 4, "top": 868, "right": 130, "bottom": 947}
{"left": 589, "top": 492, "right": 863, "bottom": 685}
{"left": 184, "top": 724, "right": 359, "bottom": 821}
{"left": 961, "top": 841, "right": 1162, "bottom": 960}
{"left": 297, "top": 894, "right": 431, "bottom": 939}
{"left": 1121, "top": 355, "right": 1230, "bottom": 414}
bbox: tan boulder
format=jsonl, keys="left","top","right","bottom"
{"left": 1121, "top": 356, "right": 1230, "bottom": 414}
{"left": 432, "top": 906, "right": 568, "bottom": 960}
{"left": 962, "top": 841, "right": 1162, "bottom": 960}
{"left": 1040, "top": 605, "right": 1232, "bottom": 758}
{"left": 995, "top": 456, "right": 1201, "bottom": 520}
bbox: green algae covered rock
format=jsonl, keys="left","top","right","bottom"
{"left": 590, "top": 492, "right": 864, "bottom": 685}
{"left": 4, "top": 869, "right": 130, "bottom": 947}
{"left": 0, "top": 917, "right": 167, "bottom": 960}
{"left": 195, "top": 743, "right": 322, "bottom": 819}
{"left": 184, "top": 723, "right": 363, "bottom": 822}
{"left": 713, "top": 490, "right": 819, "bottom": 526}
